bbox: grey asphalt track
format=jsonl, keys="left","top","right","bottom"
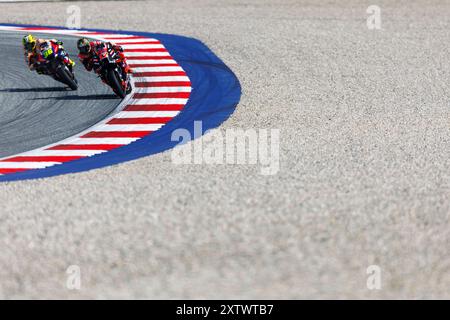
{"left": 0, "top": 0, "right": 449, "bottom": 299}
{"left": 0, "top": 32, "right": 120, "bottom": 158}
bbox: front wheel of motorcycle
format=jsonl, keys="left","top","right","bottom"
{"left": 107, "top": 69, "right": 126, "bottom": 99}
{"left": 56, "top": 66, "right": 78, "bottom": 90}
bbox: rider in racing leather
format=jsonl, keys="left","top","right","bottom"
{"left": 22, "top": 34, "right": 75, "bottom": 74}
{"left": 76, "top": 38, "right": 131, "bottom": 80}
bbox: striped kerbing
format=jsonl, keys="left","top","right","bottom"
{"left": 0, "top": 26, "right": 191, "bottom": 176}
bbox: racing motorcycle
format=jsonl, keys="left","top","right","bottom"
{"left": 35, "top": 41, "right": 78, "bottom": 90}
{"left": 92, "top": 42, "right": 132, "bottom": 98}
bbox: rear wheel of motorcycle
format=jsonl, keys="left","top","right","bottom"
{"left": 107, "top": 69, "right": 126, "bottom": 99}
{"left": 57, "top": 66, "right": 78, "bottom": 90}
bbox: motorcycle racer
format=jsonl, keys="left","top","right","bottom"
{"left": 22, "top": 34, "right": 75, "bottom": 74}
{"left": 76, "top": 38, "right": 131, "bottom": 79}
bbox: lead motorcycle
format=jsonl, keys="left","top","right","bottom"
{"left": 34, "top": 41, "right": 78, "bottom": 90}
{"left": 91, "top": 42, "right": 132, "bottom": 98}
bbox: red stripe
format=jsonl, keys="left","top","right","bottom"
{"left": 129, "top": 63, "right": 178, "bottom": 68}
{"left": 108, "top": 117, "right": 172, "bottom": 125}
{"left": 124, "top": 48, "right": 167, "bottom": 53}
{"left": 82, "top": 131, "right": 151, "bottom": 138}
{"left": 48, "top": 144, "right": 123, "bottom": 151}
{"left": 126, "top": 56, "right": 172, "bottom": 60}
{"left": 124, "top": 104, "right": 185, "bottom": 111}
{"left": 22, "top": 27, "right": 57, "bottom": 31}
{"left": 133, "top": 71, "right": 186, "bottom": 77}
{"left": 0, "top": 168, "right": 29, "bottom": 174}
{"left": 135, "top": 81, "right": 191, "bottom": 88}
{"left": 133, "top": 92, "right": 190, "bottom": 99}
{"left": 114, "top": 41, "right": 160, "bottom": 45}
{"left": 1, "top": 156, "right": 83, "bottom": 162}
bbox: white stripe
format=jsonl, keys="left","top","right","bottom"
{"left": 124, "top": 51, "right": 170, "bottom": 57}
{"left": 112, "top": 38, "right": 160, "bottom": 44}
{"left": 69, "top": 138, "right": 140, "bottom": 145}
{"left": 134, "top": 86, "right": 191, "bottom": 93}
{"left": 127, "top": 59, "right": 176, "bottom": 64}
{"left": 0, "top": 162, "right": 59, "bottom": 169}
{"left": 121, "top": 44, "right": 165, "bottom": 50}
{"left": 95, "top": 124, "right": 164, "bottom": 131}
{"left": 0, "top": 26, "right": 23, "bottom": 30}
{"left": 115, "top": 111, "right": 180, "bottom": 118}
{"left": 22, "top": 150, "right": 105, "bottom": 157}
{"left": 95, "top": 34, "right": 138, "bottom": 38}
{"left": 133, "top": 76, "right": 190, "bottom": 82}
{"left": 133, "top": 66, "right": 183, "bottom": 72}
{"left": 71, "top": 31, "right": 98, "bottom": 35}
{"left": 129, "top": 98, "right": 189, "bottom": 105}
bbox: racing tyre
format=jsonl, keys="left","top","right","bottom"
{"left": 57, "top": 66, "right": 78, "bottom": 90}
{"left": 107, "top": 69, "right": 126, "bottom": 99}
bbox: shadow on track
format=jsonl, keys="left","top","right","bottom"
{"left": 30, "top": 94, "right": 118, "bottom": 101}
{"left": 0, "top": 87, "right": 68, "bottom": 93}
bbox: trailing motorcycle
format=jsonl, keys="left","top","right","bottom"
{"left": 34, "top": 41, "right": 78, "bottom": 90}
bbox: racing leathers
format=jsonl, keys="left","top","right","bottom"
{"left": 24, "top": 39, "right": 75, "bottom": 74}
{"left": 77, "top": 40, "right": 131, "bottom": 81}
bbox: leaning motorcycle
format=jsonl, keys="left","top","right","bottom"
{"left": 92, "top": 43, "right": 132, "bottom": 98}
{"left": 35, "top": 42, "right": 78, "bottom": 90}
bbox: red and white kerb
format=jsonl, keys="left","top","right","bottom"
{"left": 0, "top": 26, "right": 191, "bottom": 176}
